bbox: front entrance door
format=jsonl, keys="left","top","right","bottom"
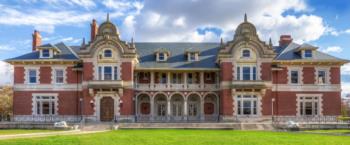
{"left": 100, "top": 97, "right": 114, "bottom": 121}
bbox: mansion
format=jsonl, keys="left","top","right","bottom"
{"left": 5, "top": 14, "right": 349, "bottom": 122}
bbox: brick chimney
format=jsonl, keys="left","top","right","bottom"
{"left": 90, "top": 19, "right": 98, "bottom": 41}
{"left": 279, "top": 35, "right": 293, "bottom": 47}
{"left": 32, "top": 30, "right": 42, "bottom": 51}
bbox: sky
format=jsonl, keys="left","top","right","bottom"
{"left": 0, "top": 0, "right": 349, "bottom": 96}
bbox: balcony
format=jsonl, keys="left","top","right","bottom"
{"left": 134, "top": 83, "right": 219, "bottom": 91}
{"left": 87, "top": 80, "right": 123, "bottom": 89}
{"left": 231, "top": 80, "right": 272, "bottom": 89}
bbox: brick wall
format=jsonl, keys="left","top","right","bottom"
{"left": 220, "top": 62, "right": 233, "bottom": 81}
{"left": 39, "top": 67, "right": 51, "bottom": 84}
{"left": 220, "top": 89, "right": 233, "bottom": 115}
{"left": 83, "top": 62, "right": 94, "bottom": 81}
{"left": 14, "top": 66, "right": 25, "bottom": 84}
{"left": 303, "top": 67, "right": 315, "bottom": 84}
{"left": 120, "top": 89, "right": 134, "bottom": 115}
{"left": 330, "top": 67, "right": 340, "bottom": 84}
{"left": 121, "top": 62, "right": 133, "bottom": 81}
{"left": 260, "top": 63, "right": 272, "bottom": 81}
{"left": 272, "top": 67, "right": 288, "bottom": 84}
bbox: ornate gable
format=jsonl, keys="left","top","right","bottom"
{"left": 218, "top": 14, "right": 276, "bottom": 60}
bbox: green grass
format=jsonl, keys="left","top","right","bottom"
{"left": 304, "top": 129, "right": 350, "bottom": 134}
{"left": 0, "top": 129, "right": 58, "bottom": 135}
{"left": 0, "top": 130, "right": 350, "bottom": 145}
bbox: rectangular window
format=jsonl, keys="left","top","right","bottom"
{"left": 42, "top": 49, "right": 50, "bottom": 58}
{"left": 242, "top": 67, "right": 251, "bottom": 80}
{"left": 317, "top": 70, "right": 326, "bottom": 84}
{"left": 237, "top": 95, "right": 258, "bottom": 116}
{"left": 98, "top": 67, "right": 102, "bottom": 80}
{"left": 189, "top": 53, "right": 196, "bottom": 61}
{"left": 299, "top": 96, "right": 319, "bottom": 116}
{"left": 55, "top": 69, "right": 64, "bottom": 84}
{"left": 253, "top": 67, "right": 256, "bottom": 80}
{"left": 114, "top": 66, "right": 118, "bottom": 80}
{"left": 35, "top": 96, "right": 56, "bottom": 115}
{"left": 304, "top": 50, "right": 312, "bottom": 58}
{"left": 28, "top": 69, "right": 37, "bottom": 83}
{"left": 104, "top": 66, "right": 112, "bottom": 80}
{"left": 291, "top": 70, "right": 299, "bottom": 84}
{"left": 158, "top": 53, "right": 165, "bottom": 61}
{"left": 236, "top": 67, "right": 240, "bottom": 80}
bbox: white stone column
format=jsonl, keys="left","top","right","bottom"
{"left": 150, "top": 71, "right": 155, "bottom": 89}
{"left": 167, "top": 72, "right": 171, "bottom": 88}
{"left": 200, "top": 97, "right": 205, "bottom": 121}
{"left": 184, "top": 72, "right": 187, "bottom": 89}
{"left": 167, "top": 98, "right": 171, "bottom": 121}
{"left": 184, "top": 98, "right": 188, "bottom": 120}
{"left": 150, "top": 96, "right": 154, "bottom": 121}
{"left": 200, "top": 72, "right": 204, "bottom": 89}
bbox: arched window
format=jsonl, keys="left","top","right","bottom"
{"left": 104, "top": 49, "right": 112, "bottom": 58}
{"left": 242, "top": 50, "right": 250, "bottom": 58}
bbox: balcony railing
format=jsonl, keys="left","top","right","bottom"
{"left": 134, "top": 83, "right": 219, "bottom": 91}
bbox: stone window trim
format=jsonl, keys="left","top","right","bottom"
{"left": 287, "top": 67, "right": 303, "bottom": 85}
{"left": 93, "top": 93, "right": 120, "bottom": 121}
{"left": 24, "top": 67, "right": 40, "bottom": 84}
{"left": 296, "top": 94, "right": 323, "bottom": 116}
{"left": 51, "top": 66, "right": 67, "bottom": 84}
{"left": 187, "top": 52, "right": 199, "bottom": 61}
{"left": 235, "top": 64, "right": 258, "bottom": 81}
{"left": 95, "top": 64, "right": 121, "bottom": 81}
{"left": 31, "top": 93, "right": 58, "bottom": 115}
{"left": 314, "top": 67, "right": 330, "bottom": 85}
{"left": 233, "top": 92, "right": 262, "bottom": 116}
{"left": 39, "top": 49, "right": 53, "bottom": 59}
{"left": 103, "top": 49, "right": 113, "bottom": 58}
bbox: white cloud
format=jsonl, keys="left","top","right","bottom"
{"left": 0, "top": 45, "right": 15, "bottom": 51}
{"left": 321, "top": 46, "right": 343, "bottom": 53}
{"left": 342, "top": 82, "right": 350, "bottom": 98}
{"left": 342, "top": 64, "right": 350, "bottom": 75}
{"left": 345, "top": 29, "right": 350, "bottom": 34}
{"left": 124, "top": 0, "right": 326, "bottom": 43}
{"left": 0, "top": 61, "right": 13, "bottom": 85}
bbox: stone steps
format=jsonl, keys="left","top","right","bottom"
{"left": 81, "top": 122, "right": 114, "bottom": 131}
{"left": 118, "top": 123, "right": 274, "bottom": 130}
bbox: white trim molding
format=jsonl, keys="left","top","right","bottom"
{"left": 272, "top": 84, "right": 341, "bottom": 92}
{"left": 296, "top": 94, "right": 323, "bottom": 116}
{"left": 314, "top": 67, "right": 330, "bottom": 85}
{"left": 32, "top": 93, "right": 59, "bottom": 115}
{"left": 288, "top": 67, "right": 303, "bottom": 85}
{"left": 51, "top": 66, "right": 67, "bottom": 84}
{"left": 24, "top": 66, "right": 40, "bottom": 84}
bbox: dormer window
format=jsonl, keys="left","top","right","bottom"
{"left": 158, "top": 53, "right": 166, "bottom": 61}
{"left": 304, "top": 50, "right": 312, "bottom": 58}
{"left": 104, "top": 49, "right": 112, "bottom": 58}
{"left": 242, "top": 50, "right": 250, "bottom": 58}
{"left": 42, "top": 49, "right": 50, "bottom": 58}
{"left": 188, "top": 52, "right": 198, "bottom": 61}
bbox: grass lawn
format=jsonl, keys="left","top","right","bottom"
{"left": 0, "top": 129, "right": 58, "bottom": 135}
{"left": 304, "top": 129, "right": 350, "bottom": 134}
{"left": 0, "top": 130, "right": 350, "bottom": 145}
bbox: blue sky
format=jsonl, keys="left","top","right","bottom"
{"left": 0, "top": 0, "right": 349, "bottom": 95}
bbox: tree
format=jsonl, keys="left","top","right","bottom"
{"left": 0, "top": 86, "right": 13, "bottom": 121}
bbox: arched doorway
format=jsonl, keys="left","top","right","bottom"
{"left": 154, "top": 93, "right": 167, "bottom": 121}
{"left": 100, "top": 96, "right": 114, "bottom": 121}
{"left": 187, "top": 93, "right": 201, "bottom": 121}
{"left": 203, "top": 93, "right": 218, "bottom": 121}
{"left": 170, "top": 93, "right": 184, "bottom": 121}
{"left": 137, "top": 94, "right": 151, "bottom": 115}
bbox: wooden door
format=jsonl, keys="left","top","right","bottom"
{"left": 100, "top": 97, "right": 114, "bottom": 121}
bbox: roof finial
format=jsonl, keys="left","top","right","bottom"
{"left": 82, "top": 37, "right": 86, "bottom": 46}
{"left": 107, "top": 13, "right": 110, "bottom": 22}
{"left": 220, "top": 37, "right": 224, "bottom": 48}
{"left": 244, "top": 13, "right": 247, "bottom": 22}
{"left": 269, "top": 37, "right": 273, "bottom": 47}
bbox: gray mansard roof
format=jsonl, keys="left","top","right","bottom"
{"left": 5, "top": 42, "right": 79, "bottom": 61}
{"left": 5, "top": 41, "right": 347, "bottom": 65}
{"left": 135, "top": 43, "right": 220, "bottom": 69}
{"left": 273, "top": 42, "right": 347, "bottom": 61}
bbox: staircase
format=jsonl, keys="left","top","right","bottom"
{"left": 80, "top": 122, "right": 114, "bottom": 131}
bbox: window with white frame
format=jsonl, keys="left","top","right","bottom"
{"left": 158, "top": 53, "right": 166, "bottom": 61}
{"left": 54, "top": 69, "right": 64, "bottom": 84}
{"left": 28, "top": 69, "right": 37, "bottom": 84}
{"left": 172, "top": 73, "right": 182, "bottom": 84}
{"left": 34, "top": 95, "right": 57, "bottom": 115}
{"left": 236, "top": 65, "right": 257, "bottom": 81}
{"left": 242, "top": 50, "right": 251, "bottom": 58}
{"left": 317, "top": 70, "right": 327, "bottom": 84}
{"left": 104, "top": 49, "right": 112, "bottom": 58}
{"left": 236, "top": 95, "right": 258, "bottom": 115}
{"left": 188, "top": 52, "right": 197, "bottom": 61}
{"left": 290, "top": 70, "right": 299, "bottom": 84}
{"left": 298, "top": 96, "right": 320, "bottom": 116}
{"left": 304, "top": 50, "right": 313, "bottom": 58}
{"left": 42, "top": 49, "right": 50, "bottom": 58}
{"left": 97, "top": 66, "right": 119, "bottom": 80}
